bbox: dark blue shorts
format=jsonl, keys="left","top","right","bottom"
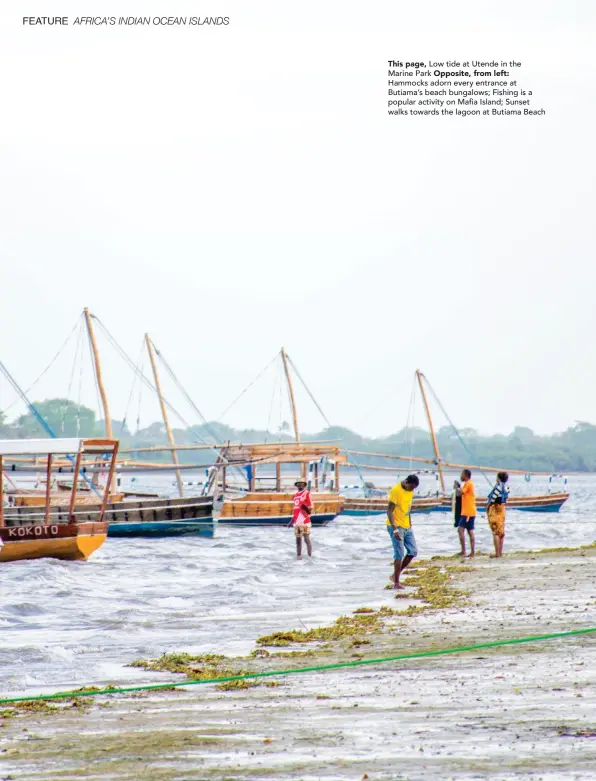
{"left": 457, "top": 516, "right": 476, "bottom": 531}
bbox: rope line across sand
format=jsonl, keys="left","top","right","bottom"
{"left": 1, "top": 626, "right": 595, "bottom": 706}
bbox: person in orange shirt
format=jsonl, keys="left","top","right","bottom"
{"left": 457, "top": 468, "right": 476, "bottom": 558}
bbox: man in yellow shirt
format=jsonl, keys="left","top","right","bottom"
{"left": 387, "top": 474, "right": 420, "bottom": 589}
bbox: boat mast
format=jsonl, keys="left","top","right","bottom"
{"left": 281, "top": 347, "right": 305, "bottom": 482}
{"left": 84, "top": 308, "right": 115, "bottom": 493}
{"left": 281, "top": 348, "right": 300, "bottom": 443}
{"left": 145, "top": 334, "right": 184, "bottom": 498}
{"left": 416, "top": 370, "right": 446, "bottom": 494}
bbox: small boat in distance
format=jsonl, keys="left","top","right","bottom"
{"left": 0, "top": 438, "right": 116, "bottom": 563}
{"left": 342, "top": 496, "right": 442, "bottom": 516}
{"left": 343, "top": 492, "right": 569, "bottom": 516}
{"left": 441, "top": 493, "right": 569, "bottom": 513}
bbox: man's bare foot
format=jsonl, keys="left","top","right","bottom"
{"left": 490, "top": 554, "right": 498, "bottom": 558}
{"left": 393, "top": 583, "right": 405, "bottom": 590}
{"left": 297, "top": 555, "right": 302, "bottom": 560}
{"left": 389, "top": 574, "right": 395, "bottom": 583}
{"left": 467, "top": 553, "right": 475, "bottom": 559}
{"left": 458, "top": 551, "right": 466, "bottom": 557}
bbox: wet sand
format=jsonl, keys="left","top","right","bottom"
{"left": 2, "top": 546, "right": 596, "bottom": 780}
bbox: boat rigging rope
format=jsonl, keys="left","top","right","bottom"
{"left": 1, "top": 626, "right": 594, "bottom": 706}
{"left": 2, "top": 316, "right": 81, "bottom": 416}
{"left": 278, "top": 369, "right": 284, "bottom": 437}
{"left": 352, "top": 377, "right": 413, "bottom": 434}
{"left": 61, "top": 318, "right": 84, "bottom": 436}
{"left": 119, "top": 340, "right": 145, "bottom": 437}
{"left": 135, "top": 353, "right": 144, "bottom": 435}
{"left": 406, "top": 374, "right": 417, "bottom": 470}
{"left": 151, "top": 341, "right": 217, "bottom": 442}
{"left": 422, "top": 375, "right": 493, "bottom": 488}
{"left": 149, "top": 340, "right": 249, "bottom": 483}
{"left": 0, "top": 361, "right": 65, "bottom": 440}
{"left": 76, "top": 321, "right": 88, "bottom": 438}
{"left": 286, "top": 352, "right": 331, "bottom": 429}
{"left": 347, "top": 451, "right": 369, "bottom": 494}
{"left": 264, "top": 360, "right": 280, "bottom": 444}
{"left": 217, "top": 352, "right": 279, "bottom": 422}
{"left": 90, "top": 318, "right": 215, "bottom": 451}
{"left": 88, "top": 320, "right": 247, "bottom": 484}
{"left": 0, "top": 359, "right": 101, "bottom": 497}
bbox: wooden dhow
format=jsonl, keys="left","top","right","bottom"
{"left": 216, "top": 443, "right": 346, "bottom": 526}
{"left": 77, "top": 311, "right": 215, "bottom": 537}
{"left": 341, "top": 370, "right": 570, "bottom": 516}
{"left": 3, "top": 455, "right": 215, "bottom": 538}
{"left": 0, "top": 438, "right": 116, "bottom": 563}
{"left": 212, "top": 348, "right": 347, "bottom": 527}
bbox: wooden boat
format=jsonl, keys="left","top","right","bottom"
{"left": 220, "top": 491, "right": 342, "bottom": 526}
{"left": 214, "top": 353, "right": 347, "bottom": 529}
{"left": 14, "top": 492, "right": 124, "bottom": 505}
{"left": 440, "top": 492, "right": 569, "bottom": 513}
{"left": 11, "top": 493, "right": 215, "bottom": 537}
{"left": 341, "top": 371, "right": 570, "bottom": 515}
{"left": 36, "top": 313, "right": 213, "bottom": 538}
{"left": 342, "top": 496, "right": 442, "bottom": 516}
{"left": 216, "top": 442, "right": 346, "bottom": 527}
{"left": 0, "top": 438, "right": 116, "bottom": 563}
{"left": 104, "top": 496, "right": 214, "bottom": 537}
{"left": 59, "top": 329, "right": 337, "bottom": 531}
{"left": 342, "top": 491, "right": 569, "bottom": 516}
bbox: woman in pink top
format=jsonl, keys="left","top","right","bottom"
{"left": 292, "top": 479, "right": 313, "bottom": 559}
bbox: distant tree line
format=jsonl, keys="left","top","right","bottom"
{"left": 2, "top": 398, "right": 595, "bottom": 472}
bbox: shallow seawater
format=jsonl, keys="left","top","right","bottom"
{"left": 0, "top": 472, "right": 594, "bottom": 696}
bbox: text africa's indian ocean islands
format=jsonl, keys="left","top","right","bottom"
{"left": 22, "top": 16, "right": 230, "bottom": 26}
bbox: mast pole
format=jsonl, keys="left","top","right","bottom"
{"left": 281, "top": 347, "right": 304, "bottom": 482}
{"left": 145, "top": 334, "right": 184, "bottom": 498}
{"left": 84, "top": 308, "right": 116, "bottom": 493}
{"left": 416, "top": 370, "right": 446, "bottom": 495}
{"left": 281, "top": 348, "right": 300, "bottom": 444}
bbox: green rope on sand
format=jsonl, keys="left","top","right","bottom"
{"left": 1, "top": 626, "right": 594, "bottom": 706}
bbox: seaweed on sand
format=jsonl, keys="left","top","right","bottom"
{"left": 257, "top": 611, "right": 385, "bottom": 647}
{"left": 128, "top": 652, "right": 257, "bottom": 691}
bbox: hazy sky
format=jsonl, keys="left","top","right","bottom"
{"left": 0, "top": 1, "right": 594, "bottom": 439}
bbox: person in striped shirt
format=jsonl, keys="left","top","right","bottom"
{"left": 487, "top": 471, "right": 509, "bottom": 558}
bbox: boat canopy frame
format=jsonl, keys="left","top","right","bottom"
{"left": 0, "top": 438, "right": 119, "bottom": 457}
{"left": 0, "top": 438, "right": 119, "bottom": 528}
{"left": 218, "top": 443, "right": 347, "bottom": 493}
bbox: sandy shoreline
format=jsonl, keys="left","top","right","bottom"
{"left": 1, "top": 546, "right": 595, "bottom": 780}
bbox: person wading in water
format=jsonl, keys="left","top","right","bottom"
{"left": 292, "top": 479, "right": 313, "bottom": 559}
{"left": 387, "top": 474, "right": 420, "bottom": 589}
